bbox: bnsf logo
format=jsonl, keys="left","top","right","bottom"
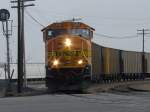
{"left": 48, "top": 50, "right": 91, "bottom": 57}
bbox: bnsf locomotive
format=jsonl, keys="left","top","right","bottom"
{"left": 42, "top": 21, "right": 95, "bottom": 91}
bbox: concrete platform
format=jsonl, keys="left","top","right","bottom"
{"left": 128, "top": 82, "right": 150, "bottom": 92}
{"left": 86, "top": 79, "right": 150, "bottom": 93}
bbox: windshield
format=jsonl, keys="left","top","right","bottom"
{"left": 68, "top": 29, "right": 89, "bottom": 38}
{"left": 47, "top": 29, "right": 90, "bottom": 38}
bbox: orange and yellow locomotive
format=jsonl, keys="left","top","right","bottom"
{"left": 42, "top": 21, "right": 94, "bottom": 91}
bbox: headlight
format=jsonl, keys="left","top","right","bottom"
{"left": 78, "top": 59, "right": 83, "bottom": 65}
{"left": 64, "top": 38, "right": 72, "bottom": 47}
{"left": 53, "top": 59, "right": 59, "bottom": 66}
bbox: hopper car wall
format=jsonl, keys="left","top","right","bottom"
{"left": 102, "top": 48, "right": 120, "bottom": 75}
{"left": 91, "top": 42, "right": 147, "bottom": 82}
{"left": 145, "top": 53, "right": 150, "bottom": 77}
{"left": 102, "top": 47, "right": 121, "bottom": 82}
{"left": 122, "top": 51, "right": 142, "bottom": 73}
{"left": 119, "top": 50, "right": 123, "bottom": 74}
{"left": 121, "top": 51, "right": 145, "bottom": 80}
{"left": 92, "top": 43, "right": 103, "bottom": 81}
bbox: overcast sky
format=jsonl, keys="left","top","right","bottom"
{"left": 0, "top": 0, "right": 150, "bottom": 63}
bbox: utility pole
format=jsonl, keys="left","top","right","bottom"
{"left": 11, "top": 0, "right": 35, "bottom": 93}
{"left": 137, "top": 29, "right": 150, "bottom": 74}
{"left": 21, "top": 2, "right": 27, "bottom": 87}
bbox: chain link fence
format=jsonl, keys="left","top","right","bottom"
{"left": 0, "top": 63, "right": 45, "bottom": 80}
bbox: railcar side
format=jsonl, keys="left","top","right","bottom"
{"left": 144, "top": 53, "right": 150, "bottom": 77}
{"left": 92, "top": 43, "right": 103, "bottom": 81}
{"left": 102, "top": 47, "right": 120, "bottom": 81}
{"left": 91, "top": 42, "right": 147, "bottom": 82}
{"left": 122, "top": 51, "right": 143, "bottom": 80}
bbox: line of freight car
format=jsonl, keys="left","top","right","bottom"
{"left": 91, "top": 42, "right": 146, "bottom": 82}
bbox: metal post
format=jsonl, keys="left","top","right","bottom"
{"left": 5, "top": 20, "right": 13, "bottom": 94}
{"left": 6, "top": 20, "right": 11, "bottom": 80}
{"left": 4, "top": 64, "right": 7, "bottom": 79}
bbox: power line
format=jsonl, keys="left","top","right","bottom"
{"left": 94, "top": 32, "right": 138, "bottom": 39}
{"left": 28, "top": 8, "right": 150, "bottom": 22}
{"left": 18, "top": 8, "right": 148, "bottom": 41}
{"left": 25, "top": 10, "right": 45, "bottom": 27}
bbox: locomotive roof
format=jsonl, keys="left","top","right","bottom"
{"left": 41, "top": 22, "right": 95, "bottom": 32}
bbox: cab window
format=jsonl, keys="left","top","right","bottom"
{"left": 48, "top": 31, "right": 53, "bottom": 37}
{"left": 69, "top": 29, "right": 90, "bottom": 38}
{"left": 47, "top": 29, "right": 67, "bottom": 38}
{"left": 47, "top": 29, "right": 90, "bottom": 39}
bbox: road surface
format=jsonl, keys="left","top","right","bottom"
{"left": 0, "top": 93, "right": 149, "bottom": 112}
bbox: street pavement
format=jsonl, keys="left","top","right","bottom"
{"left": 0, "top": 93, "right": 149, "bottom": 112}
{"left": 0, "top": 80, "right": 150, "bottom": 112}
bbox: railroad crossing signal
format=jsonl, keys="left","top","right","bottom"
{"left": 0, "top": 9, "right": 14, "bottom": 95}
{"left": 0, "top": 9, "right": 10, "bottom": 21}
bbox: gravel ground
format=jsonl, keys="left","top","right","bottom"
{"left": 0, "top": 79, "right": 150, "bottom": 97}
